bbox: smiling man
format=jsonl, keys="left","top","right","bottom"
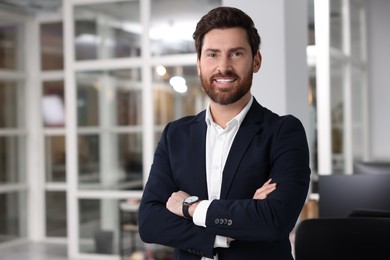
{"left": 138, "top": 6, "right": 311, "bottom": 260}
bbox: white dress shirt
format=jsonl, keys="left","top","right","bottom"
{"left": 193, "top": 96, "right": 253, "bottom": 260}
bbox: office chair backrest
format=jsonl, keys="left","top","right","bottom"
{"left": 294, "top": 217, "right": 390, "bottom": 260}
{"left": 348, "top": 208, "right": 390, "bottom": 218}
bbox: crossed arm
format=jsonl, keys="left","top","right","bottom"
{"left": 166, "top": 178, "right": 277, "bottom": 220}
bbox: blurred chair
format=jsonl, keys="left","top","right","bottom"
{"left": 348, "top": 208, "right": 390, "bottom": 218}
{"left": 294, "top": 217, "right": 390, "bottom": 260}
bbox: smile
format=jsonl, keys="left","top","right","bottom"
{"left": 215, "top": 78, "right": 235, "bottom": 83}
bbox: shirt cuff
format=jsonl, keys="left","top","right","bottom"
{"left": 215, "top": 235, "right": 230, "bottom": 248}
{"left": 193, "top": 200, "right": 211, "bottom": 227}
{"left": 193, "top": 200, "right": 231, "bottom": 249}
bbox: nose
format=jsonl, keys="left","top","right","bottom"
{"left": 217, "top": 56, "right": 232, "bottom": 73}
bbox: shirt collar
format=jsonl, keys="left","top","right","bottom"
{"left": 205, "top": 95, "right": 253, "bottom": 128}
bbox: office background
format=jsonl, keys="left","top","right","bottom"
{"left": 0, "top": 0, "right": 389, "bottom": 259}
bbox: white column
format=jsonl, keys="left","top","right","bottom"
{"left": 314, "top": 0, "right": 332, "bottom": 174}
{"left": 25, "top": 15, "right": 45, "bottom": 242}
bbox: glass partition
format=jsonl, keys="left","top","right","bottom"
{"left": 79, "top": 198, "right": 119, "bottom": 255}
{"left": 150, "top": 0, "right": 221, "bottom": 56}
{"left": 330, "top": 58, "right": 345, "bottom": 172}
{"left": 0, "top": 23, "right": 18, "bottom": 69}
{"left": 42, "top": 81, "right": 65, "bottom": 127}
{"left": 45, "top": 136, "right": 66, "bottom": 182}
{"left": 350, "top": 0, "right": 364, "bottom": 59}
{"left": 0, "top": 191, "right": 27, "bottom": 242}
{"left": 0, "top": 136, "right": 26, "bottom": 184}
{"left": 0, "top": 81, "right": 25, "bottom": 128}
{"left": 153, "top": 65, "right": 206, "bottom": 126}
{"left": 330, "top": 0, "right": 343, "bottom": 50}
{"left": 74, "top": 1, "right": 141, "bottom": 60}
{"left": 351, "top": 66, "right": 364, "bottom": 161}
{"left": 40, "top": 22, "right": 64, "bottom": 71}
{"left": 46, "top": 191, "right": 67, "bottom": 237}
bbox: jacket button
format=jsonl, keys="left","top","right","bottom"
{"left": 215, "top": 218, "right": 219, "bottom": 224}
{"left": 228, "top": 219, "right": 233, "bottom": 225}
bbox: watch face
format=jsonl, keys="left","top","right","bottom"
{"left": 185, "top": 196, "right": 199, "bottom": 204}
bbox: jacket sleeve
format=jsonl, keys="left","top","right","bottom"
{"left": 138, "top": 122, "right": 216, "bottom": 259}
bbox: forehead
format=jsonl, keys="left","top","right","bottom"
{"left": 202, "top": 27, "right": 250, "bottom": 50}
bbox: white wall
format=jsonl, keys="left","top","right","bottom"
{"left": 223, "top": 0, "right": 310, "bottom": 134}
{"left": 366, "top": 0, "right": 390, "bottom": 160}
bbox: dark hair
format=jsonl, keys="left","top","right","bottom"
{"left": 193, "top": 6, "right": 261, "bottom": 59}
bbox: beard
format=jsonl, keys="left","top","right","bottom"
{"left": 199, "top": 68, "right": 253, "bottom": 105}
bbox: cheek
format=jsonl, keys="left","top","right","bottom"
{"left": 199, "top": 63, "right": 214, "bottom": 77}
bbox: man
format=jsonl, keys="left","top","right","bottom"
{"left": 138, "top": 6, "right": 311, "bottom": 260}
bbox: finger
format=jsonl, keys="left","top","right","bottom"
{"left": 253, "top": 185, "right": 277, "bottom": 199}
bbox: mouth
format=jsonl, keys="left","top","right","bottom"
{"left": 214, "top": 78, "right": 236, "bottom": 84}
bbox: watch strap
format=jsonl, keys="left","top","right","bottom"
{"left": 182, "top": 203, "right": 192, "bottom": 219}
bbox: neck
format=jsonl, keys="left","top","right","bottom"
{"left": 209, "top": 93, "right": 251, "bottom": 128}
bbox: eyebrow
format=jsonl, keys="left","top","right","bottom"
{"left": 203, "top": 47, "right": 247, "bottom": 53}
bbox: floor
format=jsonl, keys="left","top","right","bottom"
{"left": 0, "top": 242, "right": 69, "bottom": 260}
{"left": 0, "top": 242, "right": 173, "bottom": 260}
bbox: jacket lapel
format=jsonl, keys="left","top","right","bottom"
{"left": 220, "top": 100, "right": 264, "bottom": 199}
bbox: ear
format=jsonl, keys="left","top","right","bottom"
{"left": 196, "top": 58, "right": 201, "bottom": 76}
{"left": 253, "top": 51, "right": 262, "bottom": 73}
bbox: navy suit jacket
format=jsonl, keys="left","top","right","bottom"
{"left": 138, "top": 98, "right": 311, "bottom": 260}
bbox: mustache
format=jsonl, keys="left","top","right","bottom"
{"left": 211, "top": 70, "right": 238, "bottom": 79}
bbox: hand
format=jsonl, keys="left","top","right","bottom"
{"left": 253, "top": 179, "right": 277, "bottom": 200}
{"left": 166, "top": 190, "right": 190, "bottom": 217}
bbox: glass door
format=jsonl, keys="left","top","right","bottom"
{"left": 63, "top": 0, "right": 220, "bottom": 258}
{"left": 0, "top": 10, "right": 28, "bottom": 246}
{"left": 314, "top": 0, "right": 368, "bottom": 175}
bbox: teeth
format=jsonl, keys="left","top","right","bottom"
{"left": 216, "top": 79, "right": 234, "bottom": 83}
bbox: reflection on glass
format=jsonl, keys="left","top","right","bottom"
{"left": 74, "top": 1, "right": 141, "bottom": 60}
{"left": 350, "top": 0, "right": 363, "bottom": 59}
{"left": 117, "top": 133, "right": 143, "bottom": 188}
{"left": 113, "top": 69, "right": 142, "bottom": 126}
{"left": 351, "top": 66, "right": 364, "bottom": 161}
{"left": 76, "top": 69, "right": 142, "bottom": 127}
{"left": 0, "top": 24, "right": 17, "bottom": 69}
{"left": 45, "top": 136, "right": 66, "bottom": 182}
{"left": 46, "top": 191, "right": 67, "bottom": 237}
{"left": 116, "top": 87, "right": 142, "bottom": 126}
{"left": 79, "top": 199, "right": 103, "bottom": 254}
{"left": 77, "top": 76, "right": 99, "bottom": 127}
{"left": 79, "top": 199, "right": 119, "bottom": 255}
{"left": 0, "top": 81, "right": 24, "bottom": 128}
{"left": 0, "top": 136, "right": 26, "bottom": 184}
{"left": 330, "top": 58, "right": 345, "bottom": 172}
{"left": 150, "top": 0, "right": 221, "bottom": 56}
{"left": 42, "top": 81, "right": 65, "bottom": 127}
{"left": 330, "top": 0, "right": 342, "bottom": 50}
{"left": 0, "top": 192, "right": 27, "bottom": 242}
{"left": 153, "top": 65, "right": 207, "bottom": 126}
{"left": 40, "top": 22, "right": 64, "bottom": 71}
{"left": 78, "top": 133, "right": 143, "bottom": 191}
{"left": 78, "top": 134, "right": 100, "bottom": 185}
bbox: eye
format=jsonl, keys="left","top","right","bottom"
{"left": 206, "top": 52, "right": 217, "bottom": 58}
{"left": 231, "top": 51, "right": 243, "bottom": 57}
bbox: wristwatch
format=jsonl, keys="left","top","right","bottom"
{"left": 182, "top": 196, "right": 199, "bottom": 219}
